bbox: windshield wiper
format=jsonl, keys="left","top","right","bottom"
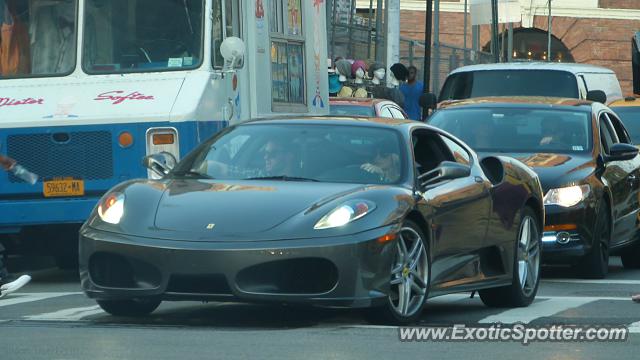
{"left": 244, "top": 175, "right": 319, "bottom": 182}
{"left": 173, "top": 170, "right": 214, "bottom": 179}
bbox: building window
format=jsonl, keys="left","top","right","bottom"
{"left": 270, "top": 0, "right": 305, "bottom": 107}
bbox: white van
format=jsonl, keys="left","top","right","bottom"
{"left": 435, "top": 62, "right": 623, "bottom": 105}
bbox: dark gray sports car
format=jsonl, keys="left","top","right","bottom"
{"left": 80, "top": 117, "right": 544, "bottom": 324}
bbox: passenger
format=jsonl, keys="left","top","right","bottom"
{"left": 0, "top": 153, "right": 32, "bottom": 298}
{"left": 361, "top": 139, "right": 401, "bottom": 182}
{"left": 473, "top": 117, "right": 494, "bottom": 149}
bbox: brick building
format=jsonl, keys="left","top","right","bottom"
{"left": 378, "top": 0, "right": 640, "bottom": 94}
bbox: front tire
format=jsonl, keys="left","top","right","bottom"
{"left": 97, "top": 298, "right": 161, "bottom": 317}
{"left": 580, "top": 201, "right": 610, "bottom": 279}
{"left": 480, "top": 207, "right": 541, "bottom": 308}
{"left": 367, "top": 220, "right": 430, "bottom": 325}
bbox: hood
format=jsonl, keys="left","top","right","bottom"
{"left": 152, "top": 180, "right": 368, "bottom": 241}
{"left": 480, "top": 152, "right": 595, "bottom": 191}
{"left": 0, "top": 75, "right": 186, "bottom": 129}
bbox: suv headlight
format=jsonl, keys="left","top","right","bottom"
{"left": 314, "top": 200, "right": 376, "bottom": 229}
{"left": 98, "top": 193, "right": 125, "bottom": 224}
{"left": 543, "top": 185, "right": 590, "bottom": 208}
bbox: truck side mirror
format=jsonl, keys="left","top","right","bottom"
{"left": 220, "top": 37, "right": 246, "bottom": 71}
{"left": 587, "top": 90, "right": 607, "bottom": 104}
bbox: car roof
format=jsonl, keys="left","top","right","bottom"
{"left": 449, "top": 62, "right": 616, "bottom": 75}
{"left": 610, "top": 96, "right": 640, "bottom": 108}
{"left": 329, "top": 97, "right": 390, "bottom": 106}
{"left": 438, "top": 96, "right": 596, "bottom": 111}
{"left": 241, "top": 115, "right": 417, "bottom": 128}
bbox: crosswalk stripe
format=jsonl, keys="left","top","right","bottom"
{"left": 0, "top": 292, "right": 82, "bottom": 308}
{"left": 24, "top": 305, "right": 104, "bottom": 321}
{"left": 479, "top": 297, "right": 594, "bottom": 324}
{"left": 628, "top": 321, "right": 640, "bottom": 334}
{"left": 543, "top": 279, "right": 640, "bottom": 285}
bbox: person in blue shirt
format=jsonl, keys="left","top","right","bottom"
{"left": 399, "top": 66, "right": 425, "bottom": 121}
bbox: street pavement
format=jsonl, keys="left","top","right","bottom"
{"left": 1, "top": 257, "right": 640, "bottom": 359}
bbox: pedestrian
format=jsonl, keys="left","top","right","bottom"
{"left": 0, "top": 153, "right": 32, "bottom": 298}
{"left": 399, "top": 65, "right": 425, "bottom": 121}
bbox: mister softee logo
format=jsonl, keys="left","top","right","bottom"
{"left": 94, "top": 91, "right": 155, "bottom": 105}
{"left": 0, "top": 97, "right": 44, "bottom": 107}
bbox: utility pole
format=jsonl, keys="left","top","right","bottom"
{"left": 424, "top": 0, "right": 433, "bottom": 92}
{"left": 547, "top": 0, "right": 552, "bottom": 61}
{"left": 491, "top": 0, "right": 500, "bottom": 63}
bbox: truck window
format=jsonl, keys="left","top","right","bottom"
{"left": 212, "top": 0, "right": 243, "bottom": 69}
{"left": 83, "top": 0, "right": 203, "bottom": 74}
{"left": 439, "top": 70, "right": 579, "bottom": 101}
{"left": 270, "top": 0, "right": 305, "bottom": 108}
{"left": 0, "top": 0, "right": 77, "bottom": 79}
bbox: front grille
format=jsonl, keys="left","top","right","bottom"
{"left": 7, "top": 131, "right": 113, "bottom": 183}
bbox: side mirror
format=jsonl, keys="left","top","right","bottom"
{"left": 143, "top": 151, "right": 177, "bottom": 178}
{"left": 587, "top": 90, "right": 607, "bottom": 104}
{"left": 419, "top": 93, "right": 438, "bottom": 110}
{"left": 220, "top": 36, "right": 246, "bottom": 71}
{"left": 606, "top": 143, "right": 639, "bottom": 162}
{"left": 418, "top": 161, "right": 471, "bottom": 188}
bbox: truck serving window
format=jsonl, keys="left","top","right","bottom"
{"left": 0, "top": 0, "right": 77, "bottom": 79}
{"left": 439, "top": 70, "right": 579, "bottom": 100}
{"left": 83, "top": 0, "right": 203, "bottom": 74}
{"left": 270, "top": 0, "right": 305, "bottom": 108}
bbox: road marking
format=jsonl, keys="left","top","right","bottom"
{"left": 628, "top": 321, "right": 640, "bottom": 334}
{"left": 479, "top": 297, "right": 595, "bottom": 324}
{"left": 24, "top": 305, "right": 104, "bottom": 321}
{"left": 0, "top": 292, "right": 82, "bottom": 308}
{"left": 543, "top": 279, "right": 640, "bottom": 285}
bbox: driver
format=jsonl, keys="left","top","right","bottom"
{"left": 361, "top": 139, "right": 401, "bottom": 182}
{"left": 539, "top": 116, "right": 569, "bottom": 147}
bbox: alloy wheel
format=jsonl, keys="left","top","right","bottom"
{"left": 517, "top": 216, "right": 540, "bottom": 297}
{"left": 388, "top": 227, "right": 429, "bottom": 318}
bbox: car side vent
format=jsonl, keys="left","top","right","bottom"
{"left": 480, "top": 157, "right": 504, "bottom": 185}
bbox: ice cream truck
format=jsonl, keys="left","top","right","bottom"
{"left": 0, "top": 0, "right": 328, "bottom": 265}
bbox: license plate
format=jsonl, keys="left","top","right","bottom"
{"left": 43, "top": 178, "right": 85, "bottom": 198}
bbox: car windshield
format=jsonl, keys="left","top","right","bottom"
{"left": 0, "top": 0, "right": 77, "bottom": 79}
{"left": 429, "top": 108, "right": 592, "bottom": 154}
{"left": 83, "top": 0, "right": 203, "bottom": 74}
{"left": 174, "top": 123, "right": 405, "bottom": 184}
{"left": 611, "top": 107, "right": 640, "bottom": 144}
{"left": 439, "top": 70, "right": 579, "bottom": 100}
{"left": 329, "top": 104, "right": 376, "bottom": 117}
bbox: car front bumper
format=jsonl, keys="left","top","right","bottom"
{"left": 541, "top": 203, "right": 596, "bottom": 263}
{"left": 79, "top": 225, "right": 399, "bottom": 308}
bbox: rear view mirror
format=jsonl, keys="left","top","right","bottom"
{"left": 587, "top": 90, "right": 607, "bottom": 104}
{"left": 606, "top": 143, "right": 639, "bottom": 162}
{"left": 419, "top": 93, "right": 438, "bottom": 110}
{"left": 143, "top": 151, "right": 177, "bottom": 178}
{"left": 419, "top": 161, "right": 470, "bottom": 188}
{"left": 220, "top": 36, "right": 246, "bottom": 71}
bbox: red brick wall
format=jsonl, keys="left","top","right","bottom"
{"left": 599, "top": 0, "right": 640, "bottom": 9}
{"left": 399, "top": 10, "right": 640, "bottom": 94}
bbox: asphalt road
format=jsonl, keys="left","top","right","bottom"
{"left": 1, "top": 257, "right": 640, "bottom": 360}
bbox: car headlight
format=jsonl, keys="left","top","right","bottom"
{"left": 97, "top": 193, "right": 125, "bottom": 224}
{"left": 314, "top": 200, "right": 376, "bottom": 230}
{"left": 543, "top": 185, "right": 590, "bottom": 208}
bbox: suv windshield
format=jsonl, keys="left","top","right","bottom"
{"left": 174, "top": 123, "right": 405, "bottom": 184}
{"left": 439, "top": 70, "right": 579, "bottom": 100}
{"left": 0, "top": 0, "right": 77, "bottom": 79}
{"left": 429, "top": 108, "right": 592, "bottom": 154}
{"left": 83, "top": 0, "right": 203, "bottom": 74}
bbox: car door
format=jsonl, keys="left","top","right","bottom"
{"left": 599, "top": 113, "right": 635, "bottom": 245}
{"left": 604, "top": 112, "right": 640, "bottom": 246}
{"left": 412, "top": 129, "right": 491, "bottom": 289}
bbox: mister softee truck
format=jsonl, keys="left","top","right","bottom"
{"left": 0, "top": 0, "right": 328, "bottom": 265}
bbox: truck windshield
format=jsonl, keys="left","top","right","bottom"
{"left": 83, "top": 0, "right": 203, "bottom": 74}
{"left": 0, "top": 0, "right": 77, "bottom": 79}
{"left": 439, "top": 70, "right": 579, "bottom": 100}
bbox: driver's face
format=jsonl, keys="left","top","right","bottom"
{"left": 264, "top": 142, "right": 285, "bottom": 173}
